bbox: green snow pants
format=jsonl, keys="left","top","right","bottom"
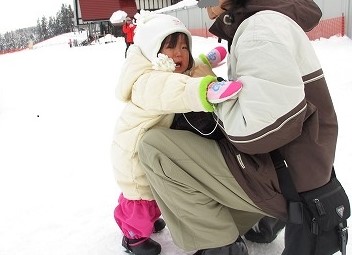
{"left": 138, "top": 127, "right": 269, "bottom": 252}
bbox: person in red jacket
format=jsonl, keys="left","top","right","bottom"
{"left": 122, "top": 17, "right": 136, "bottom": 57}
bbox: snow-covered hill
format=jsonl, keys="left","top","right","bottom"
{"left": 0, "top": 32, "right": 351, "bottom": 255}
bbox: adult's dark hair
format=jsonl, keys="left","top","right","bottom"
{"left": 221, "top": 0, "right": 247, "bottom": 9}
{"left": 158, "top": 32, "right": 194, "bottom": 71}
{"left": 235, "top": 0, "right": 247, "bottom": 7}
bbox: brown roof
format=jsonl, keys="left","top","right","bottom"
{"left": 80, "top": 0, "right": 137, "bottom": 22}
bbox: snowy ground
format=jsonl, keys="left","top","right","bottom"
{"left": 0, "top": 33, "right": 351, "bottom": 255}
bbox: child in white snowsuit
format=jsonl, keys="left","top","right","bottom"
{"left": 111, "top": 11, "right": 242, "bottom": 255}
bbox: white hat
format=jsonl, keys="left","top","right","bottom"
{"left": 133, "top": 11, "right": 192, "bottom": 62}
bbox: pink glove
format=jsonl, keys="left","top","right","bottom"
{"left": 207, "top": 80, "right": 243, "bottom": 104}
{"left": 199, "top": 46, "right": 227, "bottom": 68}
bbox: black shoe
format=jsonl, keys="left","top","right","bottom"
{"left": 153, "top": 218, "right": 166, "bottom": 233}
{"left": 193, "top": 236, "right": 248, "bottom": 255}
{"left": 244, "top": 216, "right": 286, "bottom": 243}
{"left": 122, "top": 236, "right": 161, "bottom": 255}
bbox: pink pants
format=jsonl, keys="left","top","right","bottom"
{"left": 114, "top": 193, "right": 161, "bottom": 239}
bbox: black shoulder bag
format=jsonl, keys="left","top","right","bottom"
{"left": 270, "top": 149, "right": 350, "bottom": 255}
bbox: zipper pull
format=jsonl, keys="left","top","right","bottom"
{"left": 314, "top": 198, "right": 326, "bottom": 216}
{"left": 311, "top": 218, "right": 319, "bottom": 235}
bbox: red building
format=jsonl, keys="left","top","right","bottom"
{"left": 74, "top": 0, "right": 137, "bottom": 38}
{"left": 74, "top": 0, "right": 182, "bottom": 38}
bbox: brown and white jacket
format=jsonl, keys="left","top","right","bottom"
{"left": 209, "top": 0, "right": 338, "bottom": 219}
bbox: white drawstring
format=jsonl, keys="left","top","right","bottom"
{"left": 182, "top": 113, "right": 219, "bottom": 136}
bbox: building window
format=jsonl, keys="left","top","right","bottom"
{"left": 135, "top": 0, "right": 182, "bottom": 11}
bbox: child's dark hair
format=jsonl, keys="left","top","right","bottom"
{"left": 159, "top": 32, "right": 194, "bottom": 71}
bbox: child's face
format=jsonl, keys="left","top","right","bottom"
{"left": 160, "top": 34, "right": 190, "bottom": 74}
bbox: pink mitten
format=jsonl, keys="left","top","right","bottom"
{"left": 207, "top": 80, "right": 243, "bottom": 104}
{"left": 199, "top": 46, "right": 227, "bottom": 68}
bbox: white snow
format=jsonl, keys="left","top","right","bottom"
{"left": 110, "top": 10, "right": 128, "bottom": 25}
{"left": 0, "top": 32, "right": 351, "bottom": 255}
{"left": 155, "top": 0, "right": 198, "bottom": 13}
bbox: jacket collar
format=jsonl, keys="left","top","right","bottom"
{"left": 209, "top": 0, "right": 322, "bottom": 41}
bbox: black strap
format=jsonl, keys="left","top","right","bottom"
{"left": 270, "top": 149, "right": 337, "bottom": 201}
{"left": 271, "top": 150, "right": 347, "bottom": 254}
{"left": 270, "top": 149, "right": 301, "bottom": 202}
{"left": 271, "top": 150, "right": 305, "bottom": 224}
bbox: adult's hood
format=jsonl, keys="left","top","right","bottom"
{"left": 209, "top": 0, "right": 322, "bottom": 41}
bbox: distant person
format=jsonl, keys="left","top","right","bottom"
{"left": 111, "top": 11, "right": 242, "bottom": 255}
{"left": 28, "top": 40, "right": 34, "bottom": 49}
{"left": 122, "top": 17, "right": 136, "bottom": 58}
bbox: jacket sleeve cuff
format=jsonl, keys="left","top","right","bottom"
{"left": 198, "top": 53, "right": 211, "bottom": 67}
{"left": 199, "top": 75, "right": 217, "bottom": 112}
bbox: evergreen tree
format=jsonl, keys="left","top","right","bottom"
{"left": 63, "top": 4, "right": 74, "bottom": 33}
{"left": 0, "top": 34, "right": 4, "bottom": 51}
{"left": 36, "top": 18, "right": 42, "bottom": 41}
{"left": 40, "top": 16, "right": 49, "bottom": 40}
{"left": 0, "top": 3, "right": 75, "bottom": 52}
{"left": 48, "top": 17, "right": 56, "bottom": 38}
